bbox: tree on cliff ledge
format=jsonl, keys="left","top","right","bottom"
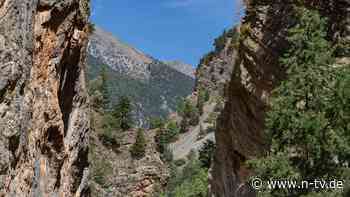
{"left": 112, "top": 96, "right": 134, "bottom": 131}
{"left": 248, "top": 7, "right": 350, "bottom": 197}
{"left": 130, "top": 128, "right": 147, "bottom": 158}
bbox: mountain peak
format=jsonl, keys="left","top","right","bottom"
{"left": 88, "top": 27, "right": 153, "bottom": 80}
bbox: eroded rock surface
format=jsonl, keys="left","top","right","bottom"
{"left": 209, "top": 1, "right": 350, "bottom": 197}
{"left": 89, "top": 113, "right": 169, "bottom": 197}
{"left": 195, "top": 28, "right": 238, "bottom": 97}
{"left": 0, "top": 0, "right": 90, "bottom": 196}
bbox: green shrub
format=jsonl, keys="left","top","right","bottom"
{"left": 205, "top": 112, "right": 217, "bottom": 124}
{"left": 149, "top": 117, "right": 165, "bottom": 129}
{"left": 89, "top": 147, "right": 113, "bottom": 188}
{"left": 197, "top": 88, "right": 210, "bottom": 115}
{"left": 180, "top": 100, "right": 199, "bottom": 133}
{"left": 199, "top": 51, "right": 216, "bottom": 65}
{"left": 161, "top": 145, "right": 174, "bottom": 163}
{"left": 155, "top": 121, "right": 179, "bottom": 161}
{"left": 166, "top": 120, "right": 180, "bottom": 141}
{"left": 130, "top": 129, "right": 147, "bottom": 159}
{"left": 198, "top": 140, "right": 216, "bottom": 168}
{"left": 239, "top": 23, "right": 251, "bottom": 41}
{"left": 162, "top": 153, "right": 209, "bottom": 197}
{"left": 100, "top": 66, "right": 109, "bottom": 110}
{"left": 98, "top": 129, "right": 120, "bottom": 152}
{"left": 176, "top": 98, "right": 186, "bottom": 116}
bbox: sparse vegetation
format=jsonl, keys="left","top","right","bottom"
{"left": 240, "top": 23, "right": 251, "bottom": 41}
{"left": 180, "top": 99, "right": 199, "bottom": 133}
{"left": 197, "top": 88, "right": 210, "bottom": 115}
{"left": 155, "top": 119, "right": 180, "bottom": 162}
{"left": 90, "top": 145, "right": 113, "bottom": 188}
{"left": 205, "top": 111, "right": 218, "bottom": 124}
{"left": 87, "top": 22, "right": 96, "bottom": 35}
{"left": 130, "top": 128, "right": 147, "bottom": 158}
{"left": 100, "top": 66, "right": 109, "bottom": 110}
{"left": 161, "top": 151, "right": 209, "bottom": 197}
{"left": 199, "top": 26, "right": 240, "bottom": 66}
{"left": 149, "top": 117, "right": 166, "bottom": 129}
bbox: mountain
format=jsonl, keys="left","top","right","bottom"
{"left": 88, "top": 27, "right": 153, "bottom": 80}
{"left": 87, "top": 27, "right": 195, "bottom": 126}
{"left": 164, "top": 60, "right": 195, "bottom": 78}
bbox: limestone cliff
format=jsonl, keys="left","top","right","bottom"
{"left": 0, "top": 0, "right": 90, "bottom": 196}
{"left": 168, "top": 29, "right": 239, "bottom": 161}
{"left": 195, "top": 27, "right": 238, "bottom": 97}
{"left": 89, "top": 111, "right": 169, "bottom": 197}
{"left": 209, "top": 1, "right": 350, "bottom": 197}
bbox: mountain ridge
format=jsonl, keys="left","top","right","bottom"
{"left": 88, "top": 27, "right": 194, "bottom": 80}
{"left": 87, "top": 27, "right": 195, "bottom": 126}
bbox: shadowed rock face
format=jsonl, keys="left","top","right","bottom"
{"left": 209, "top": 1, "right": 350, "bottom": 197}
{"left": 0, "top": 0, "right": 90, "bottom": 196}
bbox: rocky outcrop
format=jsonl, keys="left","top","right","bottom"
{"left": 195, "top": 28, "right": 238, "bottom": 97}
{"left": 0, "top": 0, "right": 90, "bottom": 196}
{"left": 209, "top": 1, "right": 350, "bottom": 197}
{"left": 166, "top": 27, "right": 240, "bottom": 161}
{"left": 89, "top": 113, "right": 169, "bottom": 197}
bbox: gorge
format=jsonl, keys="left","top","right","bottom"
{"left": 0, "top": 0, "right": 349, "bottom": 197}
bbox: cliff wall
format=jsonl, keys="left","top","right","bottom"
{"left": 0, "top": 0, "right": 90, "bottom": 196}
{"left": 210, "top": 1, "right": 350, "bottom": 196}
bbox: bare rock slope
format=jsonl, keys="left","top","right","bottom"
{"left": 90, "top": 111, "right": 169, "bottom": 197}
{"left": 89, "top": 27, "right": 153, "bottom": 80}
{"left": 0, "top": 0, "right": 90, "bottom": 196}
{"left": 88, "top": 27, "right": 194, "bottom": 80}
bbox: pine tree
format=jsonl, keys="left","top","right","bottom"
{"left": 112, "top": 96, "right": 133, "bottom": 131}
{"left": 130, "top": 128, "right": 147, "bottom": 158}
{"left": 248, "top": 7, "right": 350, "bottom": 197}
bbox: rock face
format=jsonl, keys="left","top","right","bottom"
{"left": 195, "top": 27, "right": 238, "bottom": 97}
{"left": 0, "top": 0, "right": 90, "bottom": 196}
{"left": 169, "top": 29, "right": 239, "bottom": 160}
{"left": 209, "top": 1, "right": 350, "bottom": 197}
{"left": 89, "top": 114, "right": 169, "bottom": 197}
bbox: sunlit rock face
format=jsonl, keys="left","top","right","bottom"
{"left": 209, "top": 1, "right": 350, "bottom": 197}
{"left": 0, "top": 0, "right": 90, "bottom": 196}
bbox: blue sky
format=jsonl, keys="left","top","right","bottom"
{"left": 91, "top": 0, "right": 244, "bottom": 66}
